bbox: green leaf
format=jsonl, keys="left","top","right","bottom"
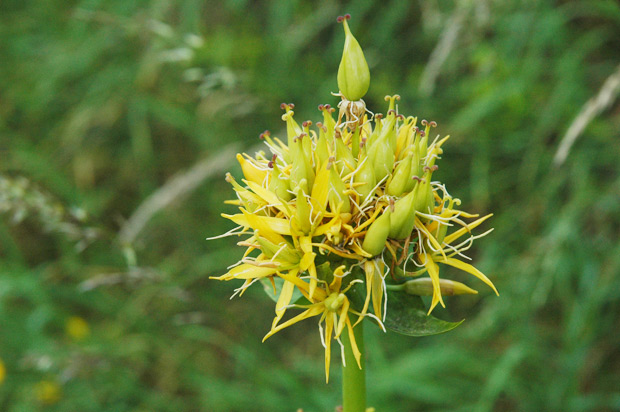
{"left": 384, "top": 291, "right": 464, "bottom": 336}
{"left": 260, "top": 277, "right": 304, "bottom": 304}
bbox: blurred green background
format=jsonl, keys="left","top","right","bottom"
{"left": 1, "top": 0, "right": 619, "bottom": 411}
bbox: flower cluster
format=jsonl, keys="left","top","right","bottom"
{"left": 211, "top": 14, "right": 497, "bottom": 381}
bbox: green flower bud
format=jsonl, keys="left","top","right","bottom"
{"left": 294, "top": 181, "right": 312, "bottom": 234}
{"left": 413, "top": 166, "right": 437, "bottom": 215}
{"left": 367, "top": 113, "right": 397, "bottom": 180}
{"left": 386, "top": 152, "right": 413, "bottom": 197}
{"left": 327, "top": 158, "right": 351, "bottom": 214}
{"left": 255, "top": 232, "right": 300, "bottom": 263}
{"left": 267, "top": 155, "right": 292, "bottom": 201}
{"left": 334, "top": 129, "right": 356, "bottom": 174}
{"left": 288, "top": 131, "right": 315, "bottom": 192}
{"left": 354, "top": 141, "right": 376, "bottom": 201}
{"left": 404, "top": 278, "right": 478, "bottom": 296}
{"left": 362, "top": 207, "right": 391, "bottom": 256}
{"left": 337, "top": 15, "right": 370, "bottom": 101}
{"left": 389, "top": 181, "right": 419, "bottom": 239}
{"left": 314, "top": 122, "right": 331, "bottom": 167}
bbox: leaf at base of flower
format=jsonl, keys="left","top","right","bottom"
{"left": 384, "top": 291, "right": 463, "bottom": 336}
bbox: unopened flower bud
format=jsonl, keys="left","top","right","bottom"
{"left": 354, "top": 143, "right": 376, "bottom": 201}
{"left": 268, "top": 156, "right": 292, "bottom": 201}
{"left": 337, "top": 15, "right": 370, "bottom": 101}
{"left": 404, "top": 278, "right": 478, "bottom": 296}
{"left": 294, "top": 181, "right": 312, "bottom": 234}
{"left": 327, "top": 159, "right": 351, "bottom": 213}
{"left": 255, "top": 232, "right": 300, "bottom": 263}
{"left": 237, "top": 153, "right": 267, "bottom": 184}
{"left": 389, "top": 181, "right": 419, "bottom": 239}
{"left": 386, "top": 153, "right": 413, "bottom": 197}
{"left": 362, "top": 207, "right": 391, "bottom": 256}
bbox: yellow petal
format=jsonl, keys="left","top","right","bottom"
{"left": 310, "top": 161, "right": 330, "bottom": 214}
{"left": 211, "top": 263, "right": 278, "bottom": 280}
{"left": 324, "top": 314, "right": 334, "bottom": 383}
{"left": 415, "top": 216, "right": 447, "bottom": 261}
{"left": 262, "top": 305, "right": 324, "bottom": 342}
{"left": 245, "top": 180, "right": 292, "bottom": 217}
{"left": 223, "top": 209, "right": 291, "bottom": 242}
{"left": 443, "top": 213, "right": 493, "bottom": 245}
{"left": 371, "top": 261, "right": 385, "bottom": 320}
{"left": 272, "top": 279, "right": 297, "bottom": 329}
{"left": 237, "top": 153, "right": 268, "bottom": 185}
{"left": 422, "top": 254, "right": 445, "bottom": 314}
{"left": 346, "top": 319, "right": 362, "bottom": 369}
{"left": 442, "top": 257, "right": 499, "bottom": 296}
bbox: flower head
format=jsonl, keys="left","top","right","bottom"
{"left": 211, "top": 14, "right": 497, "bottom": 381}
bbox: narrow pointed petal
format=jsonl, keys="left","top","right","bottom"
{"left": 272, "top": 280, "right": 297, "bottom": 329}
{"left": 263, "top": 305, "right": 324, "bottom": 342}
{"left": 443, "top": 257, "right": 499, "bottom": 295}
{"left": 443, "top": 213, "right": 493, "bottom": 245}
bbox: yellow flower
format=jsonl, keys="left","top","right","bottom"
{"left": 35, "top": 380, "right": 61, "bottom": 405}
{"left": 0, "top": 358, "right": 5, "bottom": 384}
{"left": 66, "top": 316, "right": 90, "bottom": 340}
{"left": 263, "top": 266, "right": 362, "bottom": 383}
{"left": 211, "top": 16, "right": 497, "bottom": 379}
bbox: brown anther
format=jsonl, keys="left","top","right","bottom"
{"left": 318, "top": 104, "right": 325, "bottom": 111}
{"left": 387, "top": 109, "right": 397, "bottom": 116}
{"left": 268, "top": 160, "right": 274, "bottom": 168}
{"left": 337, "top": 15, "right": 345, "bottom": 23}
{"left": 334, "top": 129, "right": 342, "bottom": 138}
{"left": 419, "top": 131, "right": 426, "bottom": 137}
{"left": 325, "top": 104, "right": 331, "bottom": 110}
{"left": 294, "top": 133, "right": 307, "bottom": 143}
{"left": 272, "top": 154, "right": 277, "bottom": 162}
{"left": 389, "top": 198, "right": 395, "bottom": 212}
{"left": 430, "top": 121, "right": 437, "bottom": 127}
{"left": 397, "top": 114, "right": 405, "bottom": 121}
{"left": 375, "top": 113, "right": 383, "bottom": 120}
{"left": 412, "top": 176, "right": 423, "bottom": 182}
{"left": 421, "top": 119, "right": 428, "bottom": 126}
{"left": 289, "top": 103, "right": 295, "bottom": 109}
{"left": 280, "top": 103, "right": 287, "bottom": 110}
{"left": 344, "top": 13, "right": 351, "bottom": 20}
{"left": 431, "top": 165, "right": 439, "bottom": 171}
{"left": 302, "top": 120, "right": 312, "bottom": 128}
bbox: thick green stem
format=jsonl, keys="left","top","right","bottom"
{"left": 342, "top": 319, "right": 365, "bottom": 412}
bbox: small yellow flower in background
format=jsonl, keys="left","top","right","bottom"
{"left": 211, "top": 14, "right": 497, "bottom": 382}
{"left": 66, "top": 316, "right": 90, "bottom": 340}
{"left": 35, "top": 380, "right": 61, "bottom": 405}
{"left": 0, "top": 358, "right": 6, "bottom": 384}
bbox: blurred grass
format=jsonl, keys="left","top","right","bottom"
{"left": 1, "top": 0, "right": 620, "bottom": 411}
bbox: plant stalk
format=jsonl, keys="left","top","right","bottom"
{"left": 342, "top": 319, "right": 366, "bottom": 412}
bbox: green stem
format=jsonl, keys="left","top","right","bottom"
{"left": 342, "top": 319, "right": 366, "bottom": 412}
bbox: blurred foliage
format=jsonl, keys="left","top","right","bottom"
{"left": 1, "top": 0, "right": 620, "bottom": 411}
